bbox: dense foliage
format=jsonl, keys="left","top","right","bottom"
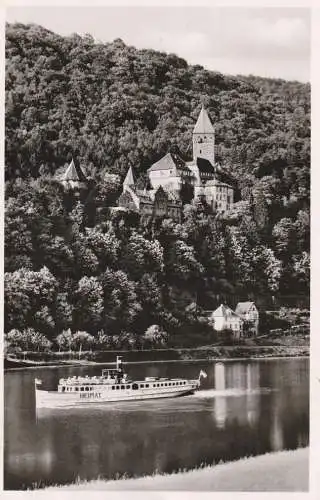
{"left": 5, "top": 23, "right": 310, "bottom": 350}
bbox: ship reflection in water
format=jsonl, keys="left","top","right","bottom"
{"left": 4, "top": 358, "right": 309, "bottom": 490}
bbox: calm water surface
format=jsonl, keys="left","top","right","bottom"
{"left": 4, "top": 358, "right": 309, "bottom": 490}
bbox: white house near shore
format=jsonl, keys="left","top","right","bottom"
{"left": 235, "top": 302, "right": 259, "bottom": 336}
{"left": 208, "top": 304, "right": 244, "bottom": 340}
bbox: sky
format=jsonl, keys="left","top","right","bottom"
{"left": 6, "top": 6, "right": 311, "bottom": 82}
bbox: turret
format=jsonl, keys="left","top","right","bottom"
{"left": 60, "top": 158, "right": 87, "bottom": 189}
{"left": 123, "top": 166, "right": 135, "bottom": 193}
{"left": 193, "top": 105, "right": 215, "bottom": 163}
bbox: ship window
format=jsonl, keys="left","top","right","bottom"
{"left": 126, "top": 385, "right": 130, "bottom": 389}
{"left": 120, "top": 385, "right": 124, "bottom": 390}
{"left": 132, "top": 383, "right": 138, "bottom": 390}
{"left": 80, "top": 387, "right": 84, "bottom": 391}
{"left": 62, "top": 386, "right": 65, "bottom": 392}
{"left": 112, "top": 386, "right": 115, "bottom": 390}
{"left": 169, "top": 383, "right": 171, "bottom": 386}
{"left": 140, "top": 384, "right": 144, "bottom": 388}
{"left": 116, "top": 386, "right": 120, "bottom": 390}
{"left": 75, "top": 387, "right": 79, "bottom": 391}
{"left": 145, "top": 384, "right": 149, "bottom": 388}
{"left": 85, "top": 387, "right": 89, "bottom": 391}
{"left": 165, "top": 383, "right": 167, "bottom": 386}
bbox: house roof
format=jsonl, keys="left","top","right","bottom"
{"left": 212, "top": 304, "right": 242, "bottom": 319}
{"left": 235, "top": 302, "right": 256, "bottom": 315}
{"left": 148, "top": 152, "right": 189, "bottom": 173}
{"left": 193, "top": 105, "right": 215, "bottom": 134}
{"left": 62, "top": 158, "right": 87, "bottom": 183}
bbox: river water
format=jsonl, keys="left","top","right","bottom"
{"left": 4, "top": 357, "right": 309, "bottom": 490}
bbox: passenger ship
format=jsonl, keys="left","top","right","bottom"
{"left": 35, "top": 357, "right": 207, "bottom": 408}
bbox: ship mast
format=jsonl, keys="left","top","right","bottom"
{"left": 116, "top": 356, "right": 122, "bottom": 371}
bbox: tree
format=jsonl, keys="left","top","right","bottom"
{"left": 100, "top": 268, "right": 142, "bottom": 333}
{"left": 73, "top": 276, "right": 104, "bottom": 333}
{"left": 292, "top": 251, "right": 310, "bottom": 292}
{"left": 56, "top": 329, "right": 73, "bottom": 352}
{"left": 5, "top": 266, "right": 58, "bottom": 332}
{"left": 71, "top": 331, "right": 95, "bottom": 356}
{"left": 120, "top": 231, "right": 164, "bottom": 280}
{"left": 143, "top": 324, "right": 168, "bottom": 348}
{"left": 6, "top": 328, "right": 52, "bottom": 352}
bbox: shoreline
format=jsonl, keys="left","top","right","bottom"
{"left": 4, "top": 341, "right": 309, "bottom": 371}
{"left": 41, "top": 447, "right": 309, "bottom": 492}
{"left": 4, "top": 353, "right": 310, "bottom": 371}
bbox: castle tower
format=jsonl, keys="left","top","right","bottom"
{"left": 61, "top": 158, "right": 87, "bottom": 189}
{"left": 193, "top": 105, "right": 215, "bottom": 163}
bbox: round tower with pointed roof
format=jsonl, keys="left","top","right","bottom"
{"left": 193, "top": 105, "right": 215, "bottom": 163}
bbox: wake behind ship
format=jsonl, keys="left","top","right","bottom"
{"left": 35, "top": 357, "right": 207, "bottom": 408}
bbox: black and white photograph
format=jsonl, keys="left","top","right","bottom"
{"left": 3, "top": 3, "right": 311, "bottom": 493}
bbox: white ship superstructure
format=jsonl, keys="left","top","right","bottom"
{"left": 35, "top": 357, "right": 207, "bottom": 408}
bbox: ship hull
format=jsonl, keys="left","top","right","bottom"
{"left": 35, "top": 381, "right": 199, "bottom": 408}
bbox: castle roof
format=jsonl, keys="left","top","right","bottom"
{"left": 123, "top": 166, "right": 135, "bottom": 187}
{"left": 148, "top": 152, "right": 189, "bottom": 173}
{"left": 196, "top": 157, "right": 216, "bottom": 174}
{"left": 193, "top": 105, "right": 215, "bottom": 134}
{"left": 62, "top": 158, "right": 87, "bottom": 183}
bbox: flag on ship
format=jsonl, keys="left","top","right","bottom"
{"left": 199, "top": 370, "right": 207, "bottom": 379}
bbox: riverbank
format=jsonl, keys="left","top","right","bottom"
{"left": 43, "top": 447, "right": 308, "bottom": 492}
{"left": 4, "top": 342, "right": 309, "bottom": 370}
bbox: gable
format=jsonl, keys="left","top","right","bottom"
{"left": 235, "top": 302, "right": 258, "bottom": 316}
{"left": 148, "top": 153, "right": 177, "bottom": 173}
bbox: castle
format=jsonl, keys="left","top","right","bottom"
{"left": 117, "top": 166, "right": 182, "bottom": 222}
{"left": 118, "top": 105, "right": 235, "bottom": 220}
{"left": 60, "top": 105, "right": 235, "bottom": 222}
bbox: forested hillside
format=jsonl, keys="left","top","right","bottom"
{"left": 5, "top": 23, "right": 310, "bottom": 351}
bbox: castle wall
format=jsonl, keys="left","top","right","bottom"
{"left": 149, "top": 172, "right": 181, "bottom": 191}
{"left": 193, "top": 133, "right": 215, "bottom": 163}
